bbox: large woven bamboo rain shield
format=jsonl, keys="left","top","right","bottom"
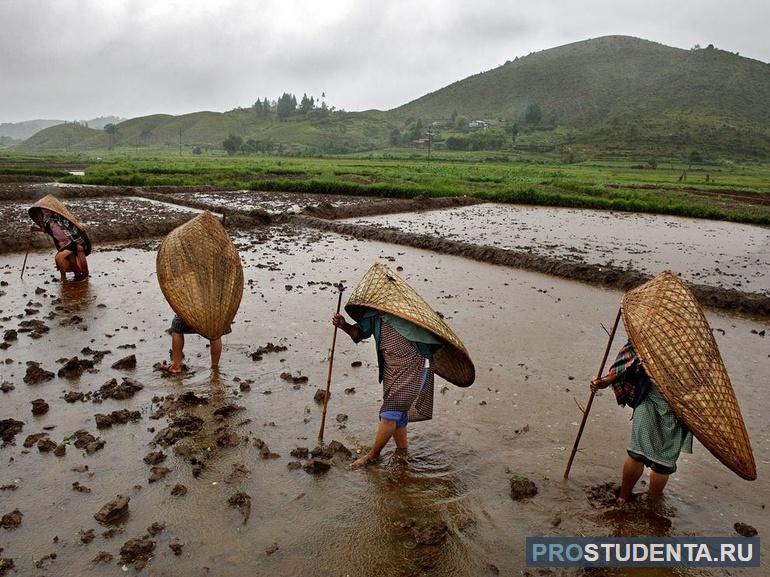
{"left": 622, "top": 271, "right": 756, "bottom": 480}
{"left": 156, "top": 211, "right": 244, "bottom": 340}
{"left": 345, "top": 263, "right": 475, "bottom": 387}
{"left": 28, "top": 194, "right": 92, "bottom": 255}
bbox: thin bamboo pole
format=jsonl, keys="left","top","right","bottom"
{"left": 563, "top": 308, "right": 622, "bottom": 480}
{"left": 20, "top": 248, "right": 30, "bottom": 279}
{"left": 318, "top": 285, "right": 345, "bottom": 444}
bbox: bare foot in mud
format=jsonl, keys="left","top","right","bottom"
{"left": 388, "top": 448, "right": 409, "bottom": 468}
{"left": 349, "top": 453, "right": 379, "bottom": 470}
{"left": 167, "top": 364, "right": 189, "bottom": 375}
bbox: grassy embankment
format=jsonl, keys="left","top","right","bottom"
{"left": 2, "top": 151, "right": 769, "bottom": 225}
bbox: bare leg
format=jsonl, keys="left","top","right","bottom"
{"left": 618, "top": 455, "right": 645, "bottom": 505}
{"left": 75, "top": 244, "right": 89, "bottom": 277}
{"left": 350, "top": 419, "right": 397, "bottom": 469}
{"left": 55, "top": 250, "right": 73, "bottom": 281}
{"left": 170, "top": 333, "right": 184, "bottom": 373}
{"left": 209, "top": 337, "right": 222, "bottom": 369}
{"left": 648, "top": 471, "right": 669, "bottom": 499}
{"left": 393, "top": 425, "right": 408, "bottom": 450}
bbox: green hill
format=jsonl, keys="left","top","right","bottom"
{"left": 18, "top": 36, "right": 770, "bottom": 159}
{"left": 393, "top": 36, "right": 770, "bottom": 157}
{"left": 20, "top": 109, "right": 394, "bottom": 155}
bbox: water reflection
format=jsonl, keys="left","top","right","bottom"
{"left": 58, "top": 277, "right": 94, "bottom": 307}
{"left": 321, "top": 439, "right": 480, "bottom": 577}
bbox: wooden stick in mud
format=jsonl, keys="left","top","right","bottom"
{"left": 318, "top": 284, "right": 345, "bottom": 444}
{"left": 563, "top": 308, "right": 622, "bottom": 480}
{"left": 20, "top": 248, "right": 30, "bottom": 279}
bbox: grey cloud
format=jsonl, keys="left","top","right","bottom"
{"left": 0, "top": 0, "right": 767, "bottom": 122}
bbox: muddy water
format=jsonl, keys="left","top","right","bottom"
{"left": 0, "top": 228, "right": 768, "bottom": 576}
{"left": 170, "top": 190, "right": 374, "bottom": 215}
{"left": 344, "top": 204, "right": 770, "bottom": 296}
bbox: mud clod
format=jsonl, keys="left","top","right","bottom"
{"left": 57, "top": 356, "right": 95, "bottom": 379}
{"left": 509, "top": 475, "right": 538, "bottom": 501}
{"left": 80, "top": 528, "right": 95, "bottom": 543}
{"left": 94, "top": 409, "right": 141, "bottom": 429}
{"left": 216, "top": 428, "right": 242, "bottom": 448}
{"left": 250, "top": 342, "right": 287, "bottom": 361}
{"left": 37, "top": 437, "right": 58, "bottom": 453}
{"left": 169, "top": 541, "right": 184, "bottom": 555}
{"left": 91, "top": 551, "right": 113, "bottom": 564}
{"left": 0, "top": 419, "right": 24, "bottom": 446}
{"left": 143, "top": 450, "right": 166, "bottom": 465}
{"left": 734, "top": 522, "right": 758, "bottom": 537}
{"left": 31, "top": 398, "right": 49, "bottom": 415}
{"left": 96, "top": 377, "right": 143, "bottom": 400}
{"left": 313, "top": 389, "right": 329, "bottom": 403}
{"left": 23, "top": 432, "right": 48, "bottom": 448}
{"left": 94, "top": 495, "right": 130, "bottom": 525}
{"left": 0, "top": 509, "right": 22, "bottom": 529}
{"left": 71, "top": 430, "right": 105, "bottom": 454}
{"left": 64, "top": 391, "right": 85, "bottom": 403}
{"left": 24, "top": 361, "right": 54, "bottom": 384}
{"left": 303, "top": 458, "right": 331, "bottom": 474}
{"left": 111, "top": 354, "right": 137, "bottom": 370}
{"left": 147, "top": 522, "right": 165, "bottom": 536}
{"left": 228, "top": 492, "right": 252, "bottom": 524}
{"left": 148, "top": 466, "right": 171, "bottom": 483}
{"left": 171, "top": 484, "right": 187, "bottom": 497}
{"left": 120, "top": 536, "right": 155, "bottom": 567}
{"left": 290, "top": 447, "right": 309, "bottom": 459}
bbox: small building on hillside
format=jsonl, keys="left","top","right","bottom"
{"left": 468, "top": 120, "right": 489, "bottom": 130}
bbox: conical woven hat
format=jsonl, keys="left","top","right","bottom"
{"left": 156, "top": 211, "right": 243, "bottom": 340}
{"left": 28, "top": 194, "right": 92, "bottom": 255}
{"left": 621, "top": 271, "right": 756, "bottom": 480}
{"left": 345, "top": 263, "right": 475, "bottom": 387}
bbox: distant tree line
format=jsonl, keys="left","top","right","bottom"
{"left": 252, "top": 92, "right": 334, "bottom": 120}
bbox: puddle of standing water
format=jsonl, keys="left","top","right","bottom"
{"left": 343, "top": 203, "right": 770, "bottom": 296}
{"left": 0, "top": 226, "right": 767, "bottom": 576}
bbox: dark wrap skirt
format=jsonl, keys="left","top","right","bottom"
{"left": 379, "top": 321, "right": 434, "bottom": 423}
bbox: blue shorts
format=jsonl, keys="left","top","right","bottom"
{"left": 380, "top": 410, "right": 408, "bottom": 429}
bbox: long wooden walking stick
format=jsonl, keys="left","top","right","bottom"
{"left": 563, "top": 308, "right": 622, "bottom": 480}
{"left": 318, "top": 284, "right": 345, "bottom": 444}
{"left": 20, "top": 248, "right": 30, "bottom": 279}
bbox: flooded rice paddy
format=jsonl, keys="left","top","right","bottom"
{"left": 0, "top": 189, "right": 768, "bottom": 576}
{"left": 344, "top": 203, "right": 770, "bottom": 296}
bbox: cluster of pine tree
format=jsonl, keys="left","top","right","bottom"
{"left": 253, "top": 93, "right": 331, "bottom": 120}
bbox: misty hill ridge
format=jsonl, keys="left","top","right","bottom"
{"left": 19, "top": 35, "right": 770, "bottom": 157}
{"left": 1, "top": 116, "right": 124, "bottom": 141}
{"left": 394, "top": 35, "right": 769, "bottom": 125}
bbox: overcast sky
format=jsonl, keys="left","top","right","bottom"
{"left": 1, "top": 0, "right": 768, "bottom": 123}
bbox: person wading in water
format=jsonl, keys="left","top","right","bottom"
{"left": 591, "top": 340, "right": 692, "bottom": 505}
{"left": 333, "top": 310, "right": 443, "bottom": 469}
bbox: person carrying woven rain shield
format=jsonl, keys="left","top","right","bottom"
{"left": 591, "top": 339, "right": 692, "bottom": 505}
{"left": 589, "top": 271, "right": 756, "bottom": 505}
{"left": 156, "top": 211, "right": 244, "bottom": 375}
{"left": 333, "top": 263, "right": 475, "bottom": 469}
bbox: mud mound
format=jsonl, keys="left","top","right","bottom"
{"left": 302, "top": 195, "right": 480, "bottom": 220}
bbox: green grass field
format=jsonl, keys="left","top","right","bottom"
{"left": 2, "top": 149, "right": 769, "bottom": 225}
